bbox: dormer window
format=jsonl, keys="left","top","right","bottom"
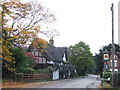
{"left": 63, "top": 53, "right": 66, "bottom": 61}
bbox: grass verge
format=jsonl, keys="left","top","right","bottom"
{"left": 99, "top": 81, "right": 111, "bottom": 88}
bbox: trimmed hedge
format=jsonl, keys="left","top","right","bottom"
{"left": 102, "top": 71, "right": 120, "bottom": 87}
{"left": 34, "top": 69, "right": 51, "bottom": 74}
{"left": 115, "top": 72, "right": 120, "bottom": 87}
{"left": 102, "top": 72, "right": 111, "bottom": 79}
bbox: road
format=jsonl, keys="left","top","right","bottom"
{"left": 31, "top": 74, "right": 101, "bottom": 88}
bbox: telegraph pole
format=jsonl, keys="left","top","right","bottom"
{"left": 111, "top": 3, "right": 115, "bottom": 87}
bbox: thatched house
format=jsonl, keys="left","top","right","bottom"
{"left": 26, "top": 38, "right": 68, "bottom": 69}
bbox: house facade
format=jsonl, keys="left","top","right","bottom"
{"left": 104, "top": 52, "right": 120, "bottom": 72}
{"left": 27, "top": 38, "right": 68, "bottom": 69}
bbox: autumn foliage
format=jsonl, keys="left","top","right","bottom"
{"left": 25, "top": 52, "right": 38, "bottom": 61}
{"left": 1, "top": 0, "right": 55, "bottom": 72}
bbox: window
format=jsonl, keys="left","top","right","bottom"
{"left": 38, "top": 52, "right": 42, "bottom": 56}
{"left": 114, "top": 60, "right": 117, "bottom": 67}
{"left": 63, "top": 53, "right": 66, "bottom": 61}
{"left": 35, "top": 51, "right": 38, "bottom": 56}
{"left": 111, "top": 60, "right": 117, "bottom": 67}
{"left": 43, "top": 58, "right": 46, "bottom": 63}
{"left": 114, "top": 55, "right": 117, "bottom": 59}
{"left": 38, "top": 57, "right": 42, "bottom": 63}
{"left": 32, "top": 52, "right": 34, "bottom": 55}
{"left": 111, "top": 60, "right": 112, "bottom": 67}
{"left": 110, "top": 69, "right": 118, "bottom": 71}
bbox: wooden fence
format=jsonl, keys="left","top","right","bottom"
{"left": 2, "top": 73, "right": 51, "bottom": 86}
{"left": 22, "top": 74, "right": 51, "bottom": 82}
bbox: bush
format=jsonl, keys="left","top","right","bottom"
{"left": 12, "top": 48, "right": 35, "bottom": 74}
{"left": 102, "top": 72, "right": 111, "bottom": 79}
{"left": 117, "top": 72, "right": 120, "bottom": 86}
{"left": 102, "top": 72, "right": 120, "bottom": 87}
{"left": 24, "top": 68, "right": 35, "bottom": 74}
{"left": 14, "top": 73, "right": 23, "bottom": 82}
{"left": 34, "top": 69, "right": 51, "bottom": 74}
{"left": 115, "top": 72, "right": 120, "bottom": 87}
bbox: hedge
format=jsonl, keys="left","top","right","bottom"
{"left": 102, "top": 72, "right": 111, "bottom": 79}
{"left": 102, "top": 71, "right": 120, "bottom": 87}
{"left": 115, "top": 72, "right": 120, "bottom": 87}
{"left": 34, "top": 69, "right": 51, "bottom": 74}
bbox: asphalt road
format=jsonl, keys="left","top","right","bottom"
{"left": 35, "top": 74, "right": 101, "bottom": 88}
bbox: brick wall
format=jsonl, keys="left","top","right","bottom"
{"left": 105, "top": 52, "right": 120, "bottom": 72}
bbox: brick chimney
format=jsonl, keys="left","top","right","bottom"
{"left": 49, "top": 37, "right": 54, "bottom": 45}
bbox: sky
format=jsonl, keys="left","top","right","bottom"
{"left": 25, "top": 0, "right": 119, "bottom": 55}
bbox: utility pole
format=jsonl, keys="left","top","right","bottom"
{"left": 111, "top": 3, "right": 115, "bottom": 87}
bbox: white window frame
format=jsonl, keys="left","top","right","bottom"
{"left": 110, "top": 60, "right": 117, "bottom": 67}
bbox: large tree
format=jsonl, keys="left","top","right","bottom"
{"left": 68, "top": 41, "right": 95, "bottom": 76}
{"left": 1, "top": 0, "right": 56, "bottom": 72}
{"left": 2, "top": 0, "right": 56, "bottom": 47}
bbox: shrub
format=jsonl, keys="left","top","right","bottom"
{"left": 117, "top": 72, "right": 120, "bottom": 86}
{"left": 34, "top": 69, "right": 51, "bottom": 74}
{"left": 14, "top": 73, "right": 23, "bottom": 82}
{"left": 115, "top": 72, "right": 120, "bottom": 87}
{"left": 102, "top": 72, "right": 120, "bottom": 87}
{"left": 12, "top": 48, "right": 35, "bottom": 74}
{"left": 102, "top": 72, "right": 111, "bottom": 79}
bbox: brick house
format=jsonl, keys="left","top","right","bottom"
{"left": 104, "top": 52, "right": 120, "bottom": 72}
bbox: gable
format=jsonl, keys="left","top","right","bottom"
{"left": 115, "top": 52, "right": 120, "bottom": 58}
{"left": 57, "top": 47, "right": 68, "bottom": 61}
{"left": 27, "top": 44, "right": 64, "bottom": 62}
{"left": 45, "top": 44, "right": 63, "bottom": 62}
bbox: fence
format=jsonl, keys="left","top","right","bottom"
{"left": 2, "top": 73, "right": 51, "bottom": 86}
{"left": 22, "top": 74, "right": 51, "bottom": 82}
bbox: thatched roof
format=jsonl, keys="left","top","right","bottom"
{"left": 27, "top": 44, "right": 68, "bottom": 63}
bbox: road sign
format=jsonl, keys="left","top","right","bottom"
{"left": 104, "top": 54, "right": 109, "bottom": 60}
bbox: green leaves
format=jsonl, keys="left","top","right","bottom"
{"left": 68, "top": 41, "right": 95, "bottom": 75}
{"left": 2, "top": 0, "right": 55, "bottom": 73}
{"left": 12, "top": 48, "right": 35, "bottom": 74}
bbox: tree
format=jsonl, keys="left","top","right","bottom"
{"left": 2, "top": 48, "right": 36, "bottom": 77}
{"left": 94, "top": 44, "right": 120, "bottom": 74}
{"left": 68, "top": 41, "right": 95, "bottom": 76}
{"left": 12, "top": 48, "right": 35, "bottom": 74}
{"left": 1, "top": 0, "right": 56, "bottom": 72}
{"left": 2, "top": 0, "right": 56, "bottom": 48}
{"left": 94, "top": 50, "right": 103, "bottom": 74}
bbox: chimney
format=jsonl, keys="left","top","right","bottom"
{"left": 49, "top": 37, "right": 54, "bottom": 45}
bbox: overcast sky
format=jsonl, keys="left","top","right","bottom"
{"left": 26, "top": 0, "right": 119, "bottom": 55}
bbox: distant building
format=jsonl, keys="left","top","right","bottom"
{"left": 104, "top": 52, "right": 120, "bottom": 72}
